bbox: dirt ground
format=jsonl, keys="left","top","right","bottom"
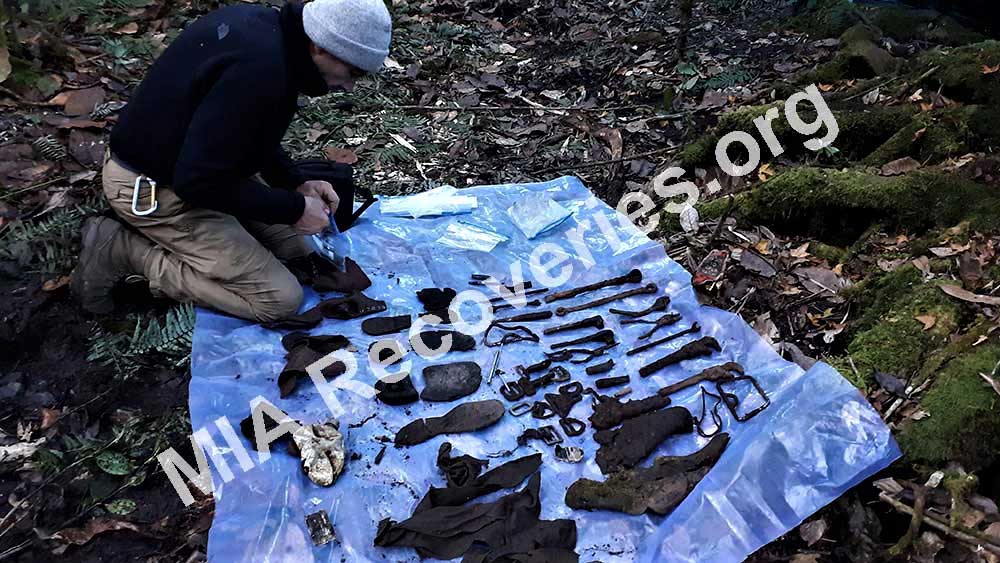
{"left": 2, "top": 0, "right": 999, "bottom": 561}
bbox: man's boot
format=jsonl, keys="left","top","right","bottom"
{"left": 71, "top": 216, "right": 152, "bottom": 314}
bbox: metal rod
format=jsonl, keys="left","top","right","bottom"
{"left": 542, "top": 315, "right": 604, "bottom": 336}
{"left": 544, "top": 269, "right": 642, "bottom": 304}
{"left": 555, "top": 283, "right": 658, "bottom": 317}
{"left": 626, "top": 323, "right": 701, "bottom": 356}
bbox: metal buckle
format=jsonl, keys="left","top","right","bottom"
{"left": 509, "top": 402, "right": 532, "bottom": 417}
{"left": 549, "top": 366, "right": 571, "bottom": 383}
{"left": 559, "top": 417, "right": 586, "bottom": 437}
{"left": 531, "top": 401, "right": 556, "bottom": 419}
{"left": 716, "top": 375, "right": 770, "bottom": 422}
{"left": 539, "top": 426, "right": 562, "bottom": 445}
{"left": 131, "top": 175, "right": 158, "bottom": 216}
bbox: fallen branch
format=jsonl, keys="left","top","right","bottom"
{"left": 878, "top": 492, "right": 1000, "bottom": 556}
{"left": 531, "top": 146, "right": 679, "bottom": 176}
{"left": 390, "top": 103, "right": 661, "bottom": 113}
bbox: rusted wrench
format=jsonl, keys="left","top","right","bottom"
{"left": 544, "top": 269, "right": 642, "bottom": 304}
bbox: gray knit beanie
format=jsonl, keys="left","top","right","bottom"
{"left": 302, "top": 0, "right": 392, "bottom": 73}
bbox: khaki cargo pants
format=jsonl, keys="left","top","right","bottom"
{"left": 102, "top": 155, "right": 310, "bottom": 322}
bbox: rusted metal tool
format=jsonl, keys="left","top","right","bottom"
{"left": 595, "top": 375, "right": 629, "bottom": 389}
{"left": 626, "top": 323, "right": 701, "bottom": 356}
{"left": 516, "top": 358, "right": 555, "bottom": 377}
{"left": 555, "top": 283, "right": 658, "bottom": 317}
{"left": 622, "top": 312, "right": 682, "bottom": 339}
{"left": 542, "top": 315, "right": 604, "bottom": 336}
{"left": 609, "top": 296, "right": 670, "bottom": 318}
{"left": 550, "top": 328, "right": 616, "bottom": 350}
{"left": 656, "top": 362, "right": 744, "bottom": 397}
{"left": 493, "top": 299, "right": 542, "bottom": 312}
{"left": 483, "top": 323, "right": 540, "bottom": 347}
{"left": 489, "top": 288, "right": 548, "bottom": 305}
{"left": 544, "top": 341, "right": 618, "bottom": 364}
{"left": 544, "top": 269, "right": 642, "bottom": 304}
{"left": 494, "top": 310, "right": 553, "bottom": 323}
{"left": 585, "top": 359, "right": 614, "bottom": 375}
{"left": 638, "top": 336, "right": 721, "bottom": 378}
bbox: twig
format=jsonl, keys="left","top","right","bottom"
{"left": 3, "top": 176, "right": 69, "bottom": 197}
{"left": 531, "top": 146, "right": 679, "bottom": 176}
{"left": 888, "top": 485, "right": 926, "bottom": 556}
{"left": 707, "top": 195, "right": 738, "bottom": 248}
{"left": 843, "top": 76, "right": 900, "bottom": 102}
{"left": 0, "top": 86, "right": 62, "bottom": 108}
{"left": 879, "top": 492, "right": 1000, "bottom": 555}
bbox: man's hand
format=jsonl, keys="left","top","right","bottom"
{"left": 296, "top": 180, "right": 340, "bottom": 215}
{"left": 293, "top": 195, "right": 331, "bottom": 235}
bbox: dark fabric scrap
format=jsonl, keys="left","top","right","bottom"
{"left": 421, "top": 361, "right": 482, "bottom": 402}
{"left": 565, "top": 433, "right": 729, "bottom": 515}
{"left": 437, "top": 442, "right": 489, "bottom": 488}
{"left": 417, "top": 453, "right": 542, "bottom": 512}
{"left": 277, "top": 333, "right": 351, "bottom": 397}
{"left": 374, "top": 374, "right": 418, "bottom": 406}
{"left": 594, "top": 406, "right": 693, "bottom": 474}
{"left": 395, "top": 400, "right": 505, "bottom": 446}
{"left": 286, "top": 254, "right": 372, "bottom": 293}
{"left": 411, "top": 330, "right": 476, "bottom": 352}
{"left": 375, "top": 473, "right": 577, "bottom": 562}
{"left": 588, "top": 394, "right": 671, "bottom": 431}
{"left": 261, "top": 292, "right": 386, "bottom": 329}
{"left": 417, "top": 287, "right": 457, "bottom": 321}
{"left": 361, "top": 314, "right": 412, "bottom": 336}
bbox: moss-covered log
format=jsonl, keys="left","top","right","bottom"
{"left": 699, "top": 167, "right": 1000, "bottom": 244}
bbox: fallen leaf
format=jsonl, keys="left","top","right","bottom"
{"left": 875, "top": 371, "right": 907, "bottom": 397}
{"left": 40, "top": 408, "right": 61, "bottom": 430}
{"left": 790, "top": 554, "right": 820, "bottom": 563}
{"left": 773, "top": 61, "right": 804, "bottom": 73}
{"left": 790, "top": 242, "right": 810, "bottom": 258}
{"left": 862, "top": 87, "right": 880, "bottom": 105}
{"left": 980, "top": 372, "right": 1000, "bottom": 398}
{"left": 698, "top": 89, "right": 728, "bottom": 109}
{"left": 323, "top": 147, "right": 358, "bottom": 164}
{"left": 913, "top": 127, "right": 927, "bottom": 142}
{"left": 757, "top": 162, "right": 776, "bottom": 181}
{"left": 0, "top": 439, "right": 45, "bottom": 464}
{"left": 986, "top": 522, "right": 1000, "bottom": 540}
{"left": 818, "top": 83, "right": 834, "bottom": 92}
{"left": 388, "top": 132, "right": 418, "bottom": 153}
{"left": 929, "top": 246, "right": 958, "bottom": 257}
{"left": 594, "top": 127, "right": 623, "bottom": 159}
{"left": 908, "top": 89, "right": 924, "bottom": 102}
{"left": 62, "top": 87, "right": 106, "bottom": 117}
{"left": 115, "top": 22, "right": 139, "bottom": 34}
{"left": 799, "top": 519, "right": 827, "bottom": 546}
{"left": 914, "top": 314, "right": 936, "bottom": 331}
{"left": 880, "top": 157, "right": 920, "bottom": 176}
{"left": 939, "top": 284, "right": 1000, "bottom": 306}
{"left": 679, "top": 205, "right": 699, "bottom": 233}
{"left": 54, "top": 518, "right": 141, "bottom": 545}
{"left": 0, "top": 46, "right": 10, "bottom": 84}
{"left": 982, "top": 63, "right": 1000, "bottom": 75}
{"left": 42, "top": 276, "right": 71, "bottom": 292}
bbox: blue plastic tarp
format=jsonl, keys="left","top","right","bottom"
{"left": 189, "top": 176, "right": 900, "bottom": 562}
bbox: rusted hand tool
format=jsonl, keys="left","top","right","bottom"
{"left": 656, "top": 362, "right": 744, "bottom": 397}
{"left": 638, "top": 336, "right": 721, "bottom": 378}
{"left": 494, "top": 310, "right": 553, "bottom": 323}
{"left": 585, "top": 359, "right": 614, "bottom": 375}
{"left": 626, "top": 323, "right": 701, "bottom": 356}
{"left": 489, "top": 288, "right": 548, "bottom": 305}
{"left": 550, "top": 329, "right": 616, "bottom": 350}
{"left": 622, "top": 312, "right": 682, "bottom": 339}
{"left": 545, "top": 341, "right": 618, "bottom": 364}
{"left": 483, "top": 323, "right": 540, "bottom": 347}
{"left": 595, "top": 375, "right": 629, "bottom": 389}
{"left": 543, "top": 315, "right": 604, "bottom": 336}
{"left": 609, "top": 296, "right": 670, "bottom": 318}
{"left": 544, "top": 269, "right": 642, "bottom": 304}
{"left": 555, "top": 284, "right": 658, "bottom": 317}
{"left": 493, "top": 299, "right": 541, "bottom": 312}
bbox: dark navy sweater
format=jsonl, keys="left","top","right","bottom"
{"left": 110, "top": 2, "right": 328, "bottom": 224}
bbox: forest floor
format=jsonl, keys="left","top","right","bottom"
{"left": 1, "top": 0, "right": 999, "bottom": 561}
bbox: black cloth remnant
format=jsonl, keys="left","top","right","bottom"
{"left": 411, "top": 330, "right": 476, "bottom": 352}
{"left": 369, "top": 340, "right": 405, "bottom": 366}
{"left": 240, "top": 412, "right": 289, "bottom": 452}
{"left": 436, "top": 442, "right": 489, "bottom": 488}
{"left": 361, "top": 314, "right": 412, "bottom": 336}
{"left": 286, "top": 254, "right": 372, "bottom": 293}
{"left": 589, "top": 394, "right": 671, "bottom": 431}
{"left": 375, "top": 468, "right": 578, "bottom": 562}
{"left": 594, "top": 407, "right": 693, "bottom": 474}
{"left": 262, "top": 291, "right": 387, "bottom": 330}
{"left": 395, "top": 400, "right": 505, "bottom": 446}
{"left": 420, "top": 452, "right": 541, "bottom": 510}
{"left": 421, "top": 362, "right": 482, "bottom": 402}
{"left": 566, "top": 433, "right": 730, "bottom": 515}
{"left": 277, "top": 332, "right": 351, "bottom": 397}
{"left": 375, "top": 374, "right": 418, "bottom": 406}
{"left": 417, "top": 287, "right": 456, "bottom": 320}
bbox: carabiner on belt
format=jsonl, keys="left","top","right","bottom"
{"left": 131, "top": 175, "right": 158, "bottom": 216}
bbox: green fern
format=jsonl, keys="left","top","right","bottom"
{"left": 126, "top": 303, "right": 195, "bottom": 366}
